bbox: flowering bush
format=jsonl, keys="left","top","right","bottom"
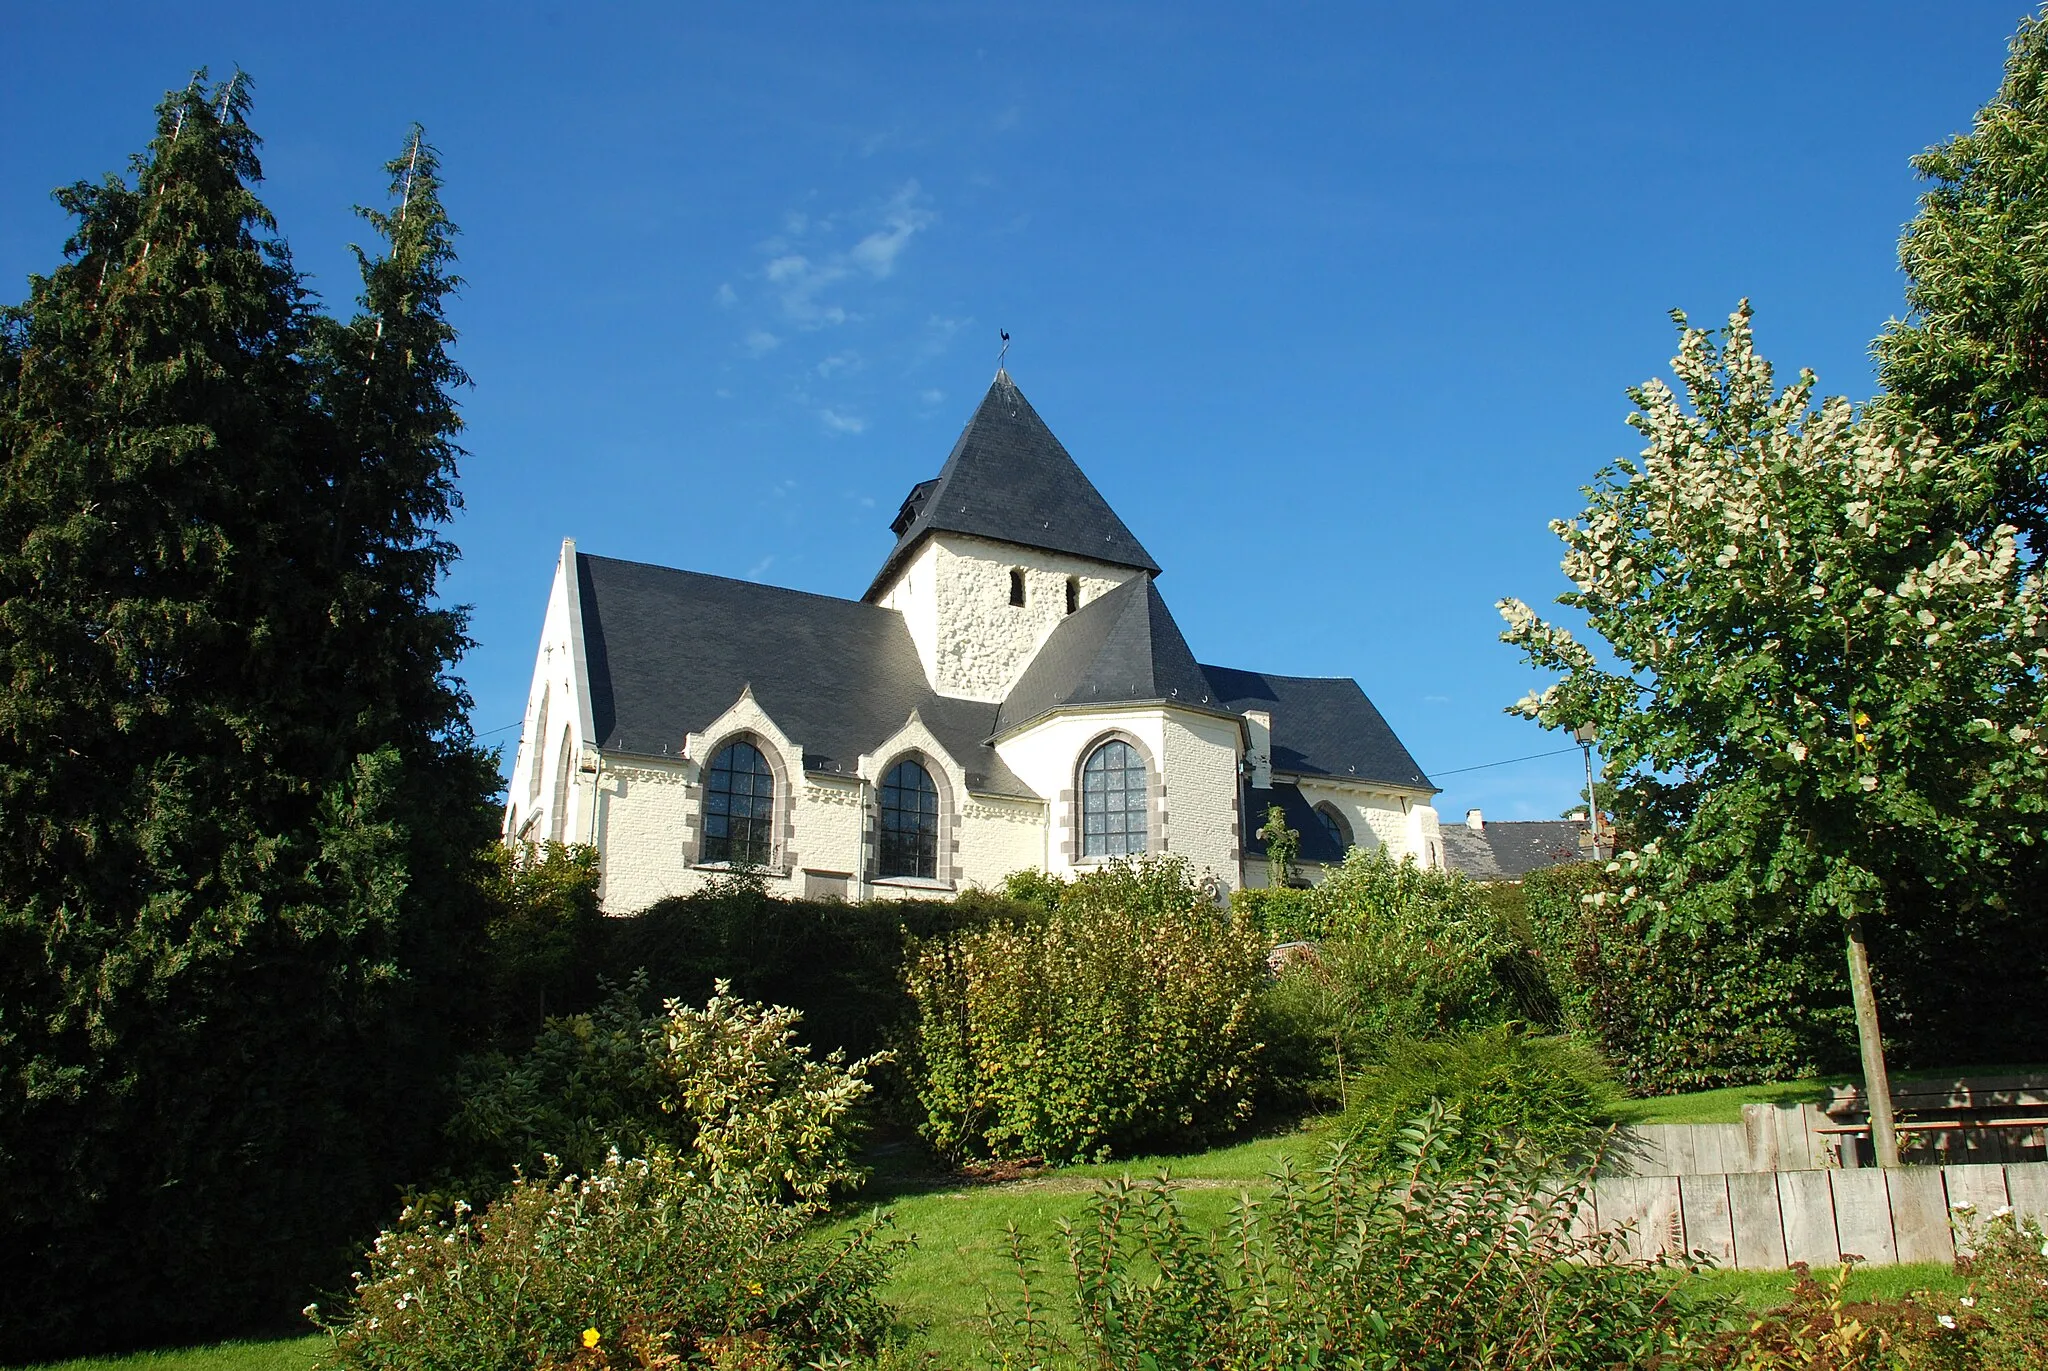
{"left": 906, "top": 856, "right": 1268, "bottom": 1162}
{"left": 445, "top": 981, "right": 888, "bottom": 1203}
{"left": 1947, "top": 1206, "right": 2048, "bottom": 1370}
{"left": 309, "top": 1151, "right": 899, "bottom": 1371}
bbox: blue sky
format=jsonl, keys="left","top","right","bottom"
{"left": 0, "top": 2, "right": 2028, "bottom": 821}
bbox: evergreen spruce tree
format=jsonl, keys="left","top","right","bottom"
{"left": 0, "top": 76, "right": 497, "bottom": 1357}
{"left": 1877, "top": 11, "right": 2048, "bottom": 563}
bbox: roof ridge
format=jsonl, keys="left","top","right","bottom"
{"left": 579, "top": 553, "right": 895, "bottom": 615}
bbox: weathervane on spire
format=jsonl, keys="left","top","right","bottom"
{"left": 997, "top": 329, "right": 1011, "bottom": 374}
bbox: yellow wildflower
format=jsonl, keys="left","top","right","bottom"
{"left": 583, "top": 1327, "right": 601, "bottom": 1349}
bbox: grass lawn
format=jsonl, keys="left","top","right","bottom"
{"left": 1697, "top": 1261, "right": 1970, "bottom": 1310}
{"left": 37, "top": 1090, "right": 2010, "bottom": 1370}
{"left": 17, "top": 1338, "right": 325, "bottom": 1371}
{"left": 1611, "top": 1062, "right": 2048, "bottom": 1126}
{"left": 860, "top": 1119, "right": 1338, "bottom": 1363}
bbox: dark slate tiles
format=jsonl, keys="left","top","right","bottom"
{"left": 576, "top": 554, "right": 1032, "bottom": 797}
{"left": 864, "top": 372, "right": 1159, "bottom": 600}
{"left": 1202, "top": 665, "right": 1434, "bottom": 791}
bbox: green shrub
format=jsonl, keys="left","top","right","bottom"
{"left": 906, "top": 856, "right": 1268, "bottom": 1163}
{"left": 986, "top": 1101, "right": 1729, "bottom": 1370}
{"left": 311, "top": 1152, "right": 898, "bottom": 1371}
{"left": 1946, "top": 1208, "right": 2048, "bottom": 1370}
{"left": 474, "top": 841, "right": 603, "bottom": 1046}
{"left": 1339, "top": 1026, "right": 1619, "bottom": 1173}
{"left": 994, "top": 867, "right": 1065, "bottom": 911}
{"left": 443, "top": 981, "right": 886, "bottom": 1203}
{"left": 1521, "top": 863, "right": 1860, "bottom": 1093}
{"left": 589, "top": 877, "right": 1027, "bottom": 1066}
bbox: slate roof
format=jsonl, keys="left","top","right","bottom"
{"left": 575, "top": 554, "right": 1032, "bottom": 798}
{"left": 1202, "top": 666, "right": 1435, "bottom": 792}
{"left": 864, "top": 372, "right": 1160, "bottom": 600}
{"left": 994, "top": 576, "right": 1223, "bottom": 734}
{"left": 1438, "top": 820, "right": 1590, "bottom": 881}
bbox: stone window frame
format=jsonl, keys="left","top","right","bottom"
{"left": 868, "top": 748, "right": 960, "bottom": 888}
{"left": 1313, "top": 801, "right": 1352, "bottom": 854}
{"left": 1061, "top": 729, "right": 1166, "bottom": 865}
{"left": 527, "top": 686, "right": 551, "bottom": 803}
{"left": 548, "top": 724, "right": 574, "bottom": 842}
{"left": 687, "top": 729, "right": 796, "bottom": 874}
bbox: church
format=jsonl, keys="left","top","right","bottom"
{"left": 504, "top": 372, "right": 1445, "bottom": 911}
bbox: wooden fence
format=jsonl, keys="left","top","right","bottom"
{"left": 1609, "top": 1078, "right": 2048, "bottom": 1178}
{"left": 1588, "top": 1159, "right": 2048, "bottom": 1270}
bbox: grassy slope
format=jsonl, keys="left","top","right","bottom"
{"left": 1612, "top": 1062, "right": 2048, "bottom": 1125}
{"left": 18, "top": 1339, "right": 324, "bottom": 1371}
{"left": 859, "top": 1115, "right": 1977, "bottom": 1363}
{"left": 863, "top": 1124, "right": 1333, "bottom": 1362}
{"left": 46, "top": 1068, "right": 2021, "bottom": 1370}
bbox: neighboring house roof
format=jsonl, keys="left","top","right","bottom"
{"left": 1203, "top": 666, "right": 1435, "bottom": 792}
{"left": 864, "top": 372, "right": 1160, "bottom": 600}
{"left": 994, "top": 576, "right": 1221, "bottom": 734}
{"left": 1438, "top": 820, "right": 1590, "bottom": 881}
{"left": 575, "top": 554, "right": 1034, "bottom": 798}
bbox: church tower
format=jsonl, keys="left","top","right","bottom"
{"left": 865, "top": 371, "right": 1161, "bottom": 702}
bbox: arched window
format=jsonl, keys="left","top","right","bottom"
{"left": 1080, "top": 739, "right": 1148, "bottom": 858}
{"left": 1314, "top": 803, "right": 1351, "bottom": 854}
{"left": 703, "top": 740, "right": 776, "bottom": 866}
{"left": 527, "top": 687, "right": 550, "bottom": 802}
{"left": 1009, "top": 568, "right": 1026, "bottom": 606}
{"left": 1065, "top": 576, "right": 1080, "bottom": 615}
{"left": 878, "top": 758, "right": 940, "bottom": 879}
{"left": 549, "top": 725, "right": 573, "bottom": 842}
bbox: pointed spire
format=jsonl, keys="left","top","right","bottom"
{"left": 865, "top": 373, "right": 1159, "bottom": 600}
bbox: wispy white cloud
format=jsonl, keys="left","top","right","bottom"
{"left": 847, "top": 182, "right": 933, "bottom": 279}
{"left": 744, "top": 182, "right": 934, "bottom": 332}
{"left": 820, "top": 408, "right": 866, "bottom": 435}
{"left": 714, "top": 282, "right": 738, "bottom": 308}
{"left": 743, "top": 329, "right": 781, "bottom": 357}
{"left": 911, "top": 313, "right": 971, "bottom": 366}
{"left": 745, "top": 555, "right": 776, "bottom": 580}
{"left": 918, "top": 388, "right": 945, "bottom": 407}
{"left": 816, "top": 351, "right": 861, "bottom": 378}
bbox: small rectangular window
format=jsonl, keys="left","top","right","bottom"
{"left": 1065, "top": 576, "right": 1080, "bottom": 614}
{"left": 1009, "top": 568, "right": 1026, "bottom": 606}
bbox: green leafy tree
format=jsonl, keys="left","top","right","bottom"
{"left": 0, "top": 75, "right": 497, "bottom": 1356}
{"left": 1877, "top": 10, "right": 2048, "bottom": 567}
{"left": 1499, "top": 305, "right": 2048, "bottom": 1163}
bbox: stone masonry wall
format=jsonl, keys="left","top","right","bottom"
{"left": 875, "top": 533, "right": 1137, "bottom": 701}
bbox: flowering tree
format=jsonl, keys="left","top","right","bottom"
{"left": 1499, "top": 305, "right": 2048, "bottom": 1162}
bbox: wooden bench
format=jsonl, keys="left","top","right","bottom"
{"left": 1823, "top": 1077, "right": 2048, "bottom": 1168}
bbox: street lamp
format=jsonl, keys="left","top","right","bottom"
{"left": 1573, "top": 723, "right": 1603, "bottom": 859}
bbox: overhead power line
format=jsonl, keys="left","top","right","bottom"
{"left": 1429, "top": 745, "right": 1581, "bottom": 778}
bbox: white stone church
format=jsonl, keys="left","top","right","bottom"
{"left": 504, "top": 372, "right": 1444, "bottom": 911}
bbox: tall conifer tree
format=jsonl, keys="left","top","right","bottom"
{"left": 0, "top": 76, "right": 497, "bottom": 1357}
